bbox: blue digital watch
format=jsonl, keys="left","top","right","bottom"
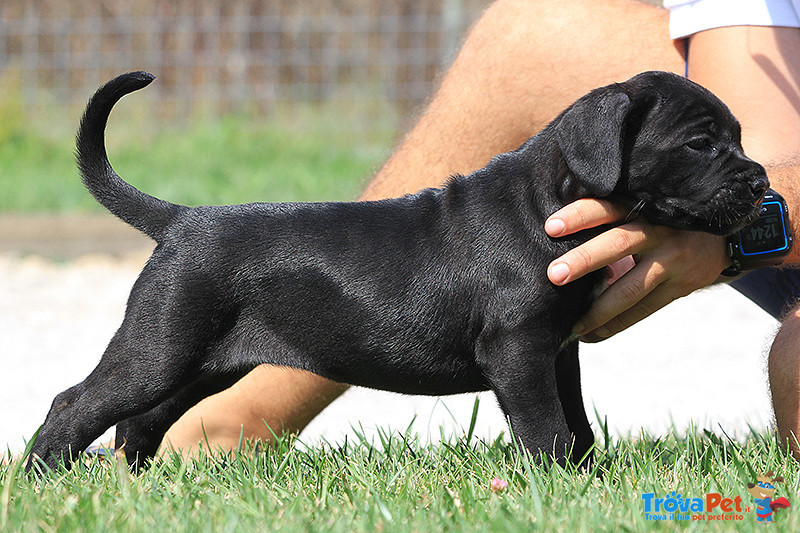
{"left": 722, "top": 188, "right": 793, "bottom": 276}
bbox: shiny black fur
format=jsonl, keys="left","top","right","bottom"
{"left": 27, "top": 71, "right": 767, "bottom": 472}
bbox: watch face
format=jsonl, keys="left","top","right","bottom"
{"left": 739, "top": 201, "right": 790, "bottom": 255}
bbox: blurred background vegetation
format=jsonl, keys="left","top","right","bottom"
{"left": 0, "top": 0, "right": 662, "bottom": 212}
{"left": 0, "top": 0, "right": 486, "bottom": 211}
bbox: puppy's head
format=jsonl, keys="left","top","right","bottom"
{"left": 555, "top": 71, "right": 767, "bottom": 235}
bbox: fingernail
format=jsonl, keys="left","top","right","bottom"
{"left": 544, "top": 218, "right": 566, "bottom": 237}
{"left": 549, "top": 262, "right": 570, "bottom": 284}
{"left": 572, "top": 321, "right": 586, "bottom": 335}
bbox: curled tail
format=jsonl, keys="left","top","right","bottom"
{"left": 76, "top": 71, "right": 186, "bottom": 242}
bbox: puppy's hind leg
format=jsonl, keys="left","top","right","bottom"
{"left": 115, "top": 371, "right": 246, "bottom": 469}
{"left": 27, "top": 324, "right": 204, "bottom": 473}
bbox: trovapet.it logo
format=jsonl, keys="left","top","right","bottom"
{"left": 641, "top": 491, "right": 747, "bottom": 523}
{"left": 641, "top": 472, "right": 791, "bottom": 523}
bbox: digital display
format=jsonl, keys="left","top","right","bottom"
{"left": 739, "top": 201, "right": 789, "bottom": 255}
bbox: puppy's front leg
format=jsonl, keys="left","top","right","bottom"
{"left": 479, "top": 328, "right": 576, "bottom": 465}
{"left": 555, "top": 341, "right": 593, "bottom": 466}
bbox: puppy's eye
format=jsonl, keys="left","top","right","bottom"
{"left": 686, "top": 137, "right": 713, "bottom": 151}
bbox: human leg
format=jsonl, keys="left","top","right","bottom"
{"left": 161, "top": 0, "right": 682, "bottom": 452}
{"left": 161, "top": 367, "right": 347, "bottom": 453}
{"left": 369, "top": 0, "right": 683, "bottom": 196}
{"left": 769, "top": 304, "right": 800, "bottom": 460}
{"left": 688, "top": 26, "right": 800, "bottom": 455}
{"left": 733, "top": 269, "right": 800, "bottom": 460}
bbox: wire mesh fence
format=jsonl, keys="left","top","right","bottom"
{"left": 0, "top": 0, "right": 490, "bottom": 119}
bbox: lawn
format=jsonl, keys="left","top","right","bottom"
{"left": 2, "top": 97, "right": 798, "bottom": 531}
{"left": 0, "top": 102, "right": 399, "bottom": 213}
{"left": 3, "top": 418, "right": 799, "bottom": 532}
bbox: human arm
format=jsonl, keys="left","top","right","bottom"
{"left": 545, "top": 199, "right": 730, "bottom": 341}
{"left": 546, "top": 25, "right": 800, "bottom": 341}
{"left": 547, "top": 166, "right": 800, "bottom": 342}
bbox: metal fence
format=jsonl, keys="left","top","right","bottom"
{"left": 0, "top": 0, "right": 490, "bottom": 118}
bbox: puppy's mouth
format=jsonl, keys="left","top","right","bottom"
{"left": 724, "top": 175, "right": 769, "bottom": 231}
{"left": 742, "top": 189, "right": 768, "bottom": 225}
{"left": 638, "top": 184, "right": 765, "bottom": 236}
{"left": 694, "top": 193, "right": 763, "bottom": 235}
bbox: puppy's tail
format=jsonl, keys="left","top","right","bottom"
{"left": 76, "top": 71, "right": 186, "bottom": 242}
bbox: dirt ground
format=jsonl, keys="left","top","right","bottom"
{"left": 0, "top": 214, "right": 782, "bottom": 454}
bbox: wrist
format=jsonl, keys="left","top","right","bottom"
{"left": 721, "top": 189, "right": 793, "bottom": 276}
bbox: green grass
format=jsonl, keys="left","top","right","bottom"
{"left": 4, "top": 418, "right": 799, "bottom": 532}
{"left": 0, "top": 103, "right": 399, "bottom": 213}
{"left": 3, "top": 82, "right": 798, "bottom": 531}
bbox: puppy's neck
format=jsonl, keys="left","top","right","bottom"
{"left": 527, "top": 136, "right": 597, "bottom": 218}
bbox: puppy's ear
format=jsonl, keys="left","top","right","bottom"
{"left": 555, "top": 90, "right": 631, "bottom": 197}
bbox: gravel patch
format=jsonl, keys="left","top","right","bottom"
{"left": 0, "top": 249, "right": 780, "bottom": 454}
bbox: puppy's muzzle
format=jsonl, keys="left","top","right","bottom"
{"left": 748, "top": 173, "right": 769, "bottom": 203}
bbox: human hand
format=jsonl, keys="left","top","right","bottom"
{"left": 545, "top": 198, "right": 730, "bottom": 342}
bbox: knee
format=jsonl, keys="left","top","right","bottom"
{"left": 467, "top": 0, "right": 675, "bottom": 87}
{"left": 769, "top": 304, "right": 800, "bottom": 457}
{"left": 477, "top": 0, "right": 592, "bottom": 39}
{"left": 769, "top": 305, "right": 800, "bottom": 375}
{"left": 480, "top": 0, "right": 651, "bottom": 32}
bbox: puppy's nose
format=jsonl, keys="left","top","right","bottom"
{"left": 749, "top": 174, "right": 769, "bottom": 197}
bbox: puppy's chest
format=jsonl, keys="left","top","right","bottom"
{"left": 532, "top": 229, "right": 610, "bottom": 328}
{"left": 550, "top": 265, "right": 607, "bottom": 317}
{"left": 478, "top": 235, "right": 606, "bottom": 330}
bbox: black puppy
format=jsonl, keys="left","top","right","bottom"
{"left": 28, "top": 71, "right": 767, "bottom": 472}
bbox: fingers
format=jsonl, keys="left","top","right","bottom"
{"left": 545, "top": 198, "right": 629, "bottom": 237}
{"left": 573, "top": 258, "right": 672, "bottom": 339}
{"left": 574, "top": 230, "right": 729, "bottom": 341}
{"left": 545, "top": 198, "right": 729, "bottom": 341}
{"left": 547, "top": 220, "right": 652, "bottom": 285}
{"left": 605, "top": 255, "right": 636, "bottom": 285}
{"left": 578, "top": 284, "right": 679, "bottom": 343}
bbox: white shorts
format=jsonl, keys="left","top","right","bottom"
{"left": 664, "top": 0, "right": 800, "bottom": 39}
